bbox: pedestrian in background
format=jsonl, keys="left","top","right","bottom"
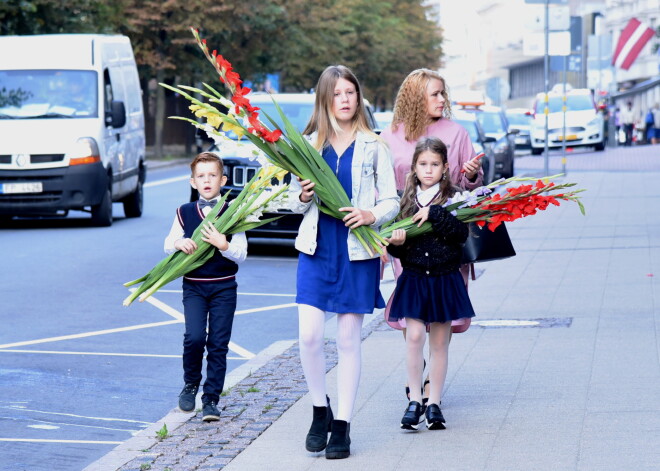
{"left": 385, "top": 137, "right": 475, "bottom": 431}
{"left": 289, "top": 65, "right": 399, "bottom": 459}
{"left": 380, "top": 68, "right": 481, "bottom": 407}
{"left": 621, "top": 101, "right": 635, "bottom": 146}
{"left": 164, "top": 152, "right": 247, "bottom": 421}
{"left": 651, "top": 103, "right": 660, "bottom": 145}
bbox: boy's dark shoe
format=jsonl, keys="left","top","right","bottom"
{"left": 178, "top": 383, "right": 199, "bottom": 412}
{"left": 425, "top": 402, "right": 446, "bottom": 430}
{"left": 202, "top": 401, "right": 220, "bottom": 422}
{"left": 401, "top": 400, "right": 423, "bottom": 430}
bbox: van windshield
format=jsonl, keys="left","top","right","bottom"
{"left": 0, "top": 70, "right": 98, "bottom": 119}
{"left": 535, "top": 94, "right": 594, "bottom": 114}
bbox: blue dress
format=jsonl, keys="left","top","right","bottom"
{"left": 296, "top": 143, "right": 385, "bottom": 314}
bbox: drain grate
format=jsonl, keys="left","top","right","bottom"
{"left": 472, "top": 318, "right": 572, "bottom": 328}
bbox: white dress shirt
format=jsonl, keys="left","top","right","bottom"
{"left": 163, "top": 197, "right": 247, "bottom": 264}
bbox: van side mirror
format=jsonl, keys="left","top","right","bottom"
{"left": 484, "top": 136, "right": 497, "bottom": 144}
{"left": 106, "top": 100, "right": 126, "bottom": 128}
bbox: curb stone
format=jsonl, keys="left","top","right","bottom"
{"left": 114, "top": 312, "right": 387, "bottom": 471}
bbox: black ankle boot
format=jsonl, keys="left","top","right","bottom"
{"left": 305, "top": 396, "right": 333, "bottom": 452}
{"left": 325, "top": 419, "right": 350, "bottom": 459}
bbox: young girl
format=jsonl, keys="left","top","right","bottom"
{"left": 385, "top": 137, "right": 475, "bottom": 431}
{"left": 289, "top": 65, "right": 399, "bottom": 459}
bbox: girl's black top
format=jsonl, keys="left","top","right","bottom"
{"left": 387, "top": 205, "right": 468, "bottom": 276}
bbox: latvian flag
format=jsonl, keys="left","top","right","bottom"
{"left": 612, "top": 18, "right": 655, "bottom": 70}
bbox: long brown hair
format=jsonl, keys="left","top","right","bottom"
{"left": 303, "top": 65, "right": 375, "bottom": 150}
{"left": 399, "top": 137, "right": 455, "bottom": 219}
{"left": 391, "top": 69, "right": 453, "bottom": 142}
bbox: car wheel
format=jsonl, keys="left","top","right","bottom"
{"left": 594, "top": 141, "right": 605, "bottom": 151}
{"left": 91, "top": 186, "right": 113, "bottom": 227}
{"left": 531, "top": 147, "right": 543, "bottom": 155}
{"left": 123, "top": 180, "right": 143, "bottom": 218}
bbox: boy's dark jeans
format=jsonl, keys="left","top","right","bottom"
{"left": 182, "top": 278, "right": 237, "bottom": 404}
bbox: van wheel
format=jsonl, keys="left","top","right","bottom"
{"left": 531, "top": 147, "right": 543, "bottom": 155}
{"left": 123, "top": 180, "right": 143, "bottom": 218}
{"left": 91, "top": 187, "right": 113, "bottom": 227}
{"left": 594, "top": 141, "right": 605, "bottom": 151}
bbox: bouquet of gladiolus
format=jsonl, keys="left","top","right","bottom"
{"left": 158, "top": 27, "right": 387, "bottom": 256}
{"left": 379, "top": 174, "right": 586, "bottom": 239}
{"left": 122, "top": 166, "right": 288, "bottom": 306}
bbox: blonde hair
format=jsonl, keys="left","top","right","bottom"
{"left": 399, "top": 137, "right": 455, "bottom": 219}
{"left": 391, "top": 69, "right": 452, "bottom": 142}
{"left": 303, "top": 65, "right": 375, "bottom": 150}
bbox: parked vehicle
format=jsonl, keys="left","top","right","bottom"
{"left": 205, "top": 93, "right": 377, "bottom": 238}
{"left": 453, "top": 109, "right": 496, "bottom": 185}
{"left": 454, "top": 101, "right": 516, "bottom": 179}
{"left": 373, "top": 111, "right": 394, "bottom": 134}
{"left": 505, "top": 108, "right": 533, "bottom": 153}
{"left": 0, "top": 34, "right": 146, "bottom": 226}
{"left": 530, "top": 86, "right": 605, "bottom": 155}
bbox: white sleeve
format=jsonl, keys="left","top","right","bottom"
{"left": 164, "top": 214, "right": 185, "bottom": 254}
{"left": 220, "top": 232, "right": 248, "bottom": 264}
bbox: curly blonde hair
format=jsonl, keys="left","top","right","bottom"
{"left": 390, "top": 69, "right": 452, "bottom": 142}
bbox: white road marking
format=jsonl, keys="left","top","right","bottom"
{"left": 0, "top": 320, "right": 180, "bottom": 349}
{"left": 0, "top": 438, "right": 123, "bottom": 445}
{"left": 3, "top": 406, "right": 151, "bottom": 425}
{"left": 0, "top": 349, "right": 244, "bottom": 360}
{"left": 142, "top": 294, "right": 184, "bottom": 321}
{"left": 144, "top": 175, "right": 189, "bottom": 188}
{"left": 235, "top": 303, "right": 298, "bottom": 316}
{"left": 28, "top": 424, "right": 59, "bottom": 430}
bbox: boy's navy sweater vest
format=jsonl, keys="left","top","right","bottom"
{"left": 177, "top": 201, "right": 238, "bottom": 281}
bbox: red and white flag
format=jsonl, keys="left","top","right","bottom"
{"left": 612, "top": 18, "right": 655, "bottom": 70}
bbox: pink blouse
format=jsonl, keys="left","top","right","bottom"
{"left": 380, "top": 118, "right": 482, "bottom": 192}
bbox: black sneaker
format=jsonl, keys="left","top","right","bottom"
{"left": 425, "top": 403, "right": 446, "bottom": 430}
{"left": 202, "top": 401, "right": 220, "bottom": 422}
{"left": 400, "top": 401, "right": 423, "bottom": 430}
{"left": 178, "top": 383, "right": 199, "bottom": 412}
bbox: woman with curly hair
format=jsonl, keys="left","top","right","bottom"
{"left": 381, "top": 69, "right": 483, "bottom": 192}
{"left": 380, "top": 69, "right": 482, "bottom": 411}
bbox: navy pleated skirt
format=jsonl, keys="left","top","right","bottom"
{"left": 388, "top": 269, "right": 475, "bottom": 325}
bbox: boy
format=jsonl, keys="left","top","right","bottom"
{"left": 164, "top": 152, "right": 247, "bottom": 421}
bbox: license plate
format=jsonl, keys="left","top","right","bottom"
{"left": 557, "top": 134, "right": 578, "bottom": 141}
{"left": 0, "top": 182, "right": 43, "bottom": 194}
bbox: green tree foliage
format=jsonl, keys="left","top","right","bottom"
{"left": 1, "top": 0, "right": 441, "bottom": 146}
{"left": 0, "top": 0, "right": 122, "bottom": 35}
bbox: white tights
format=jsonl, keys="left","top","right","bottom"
{"left": 405, "top": 319, "right": 451, "bottom": 406}
{"left": 298, "top": 304, "right": 364, "bottom": 422}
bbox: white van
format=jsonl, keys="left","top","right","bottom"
{"left": 0, "top": 34, "right": 146, "bottom": 226}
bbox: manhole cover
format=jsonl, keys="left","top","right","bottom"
{"left": 473, "top": 318, "right": 572, "bottom": 328}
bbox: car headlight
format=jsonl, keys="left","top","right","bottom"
{"left": 66, "top": 137, "right": 100, "bottom": 166}
{"left": 494, "top": 141, "right": 510, "bottom": 154}
{"left": 587, "top": 117, "right": 601, "bottom": 127}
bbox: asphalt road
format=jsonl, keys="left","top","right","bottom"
{"left": 0, "top": 163, "right": 301, "bottom": 471}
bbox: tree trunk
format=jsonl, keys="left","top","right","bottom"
{"left": 154, "top": 68, "right": 165, "bottom": 159}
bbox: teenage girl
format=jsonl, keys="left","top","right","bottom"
{"left": 385, "top": 137, "right": 475, "bottom": 431}
{"left": 289, "top": 65, "right": 399, "bottom": 458}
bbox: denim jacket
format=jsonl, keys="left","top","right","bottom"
{"left": 289, "top": 131, "right": 400, "bottom": 261}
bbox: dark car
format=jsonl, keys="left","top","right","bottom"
{"left": 455, "top": 102, "right": 516, "bottom": 179}
{"left": 505, "top": 108, "right": 533, "bottom": 153}
{"left": 202, "top": 93, "right": 377, "bottom": 239}
{"left": 453, "top": 109, "right": 496, "bottom": 185}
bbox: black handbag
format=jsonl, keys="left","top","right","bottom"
{"left": 461, "top": 222, "right": 516, "bottom": 263}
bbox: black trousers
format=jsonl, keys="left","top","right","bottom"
{"left": 181, "top": 278, "right": 237, "bottom": 403}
